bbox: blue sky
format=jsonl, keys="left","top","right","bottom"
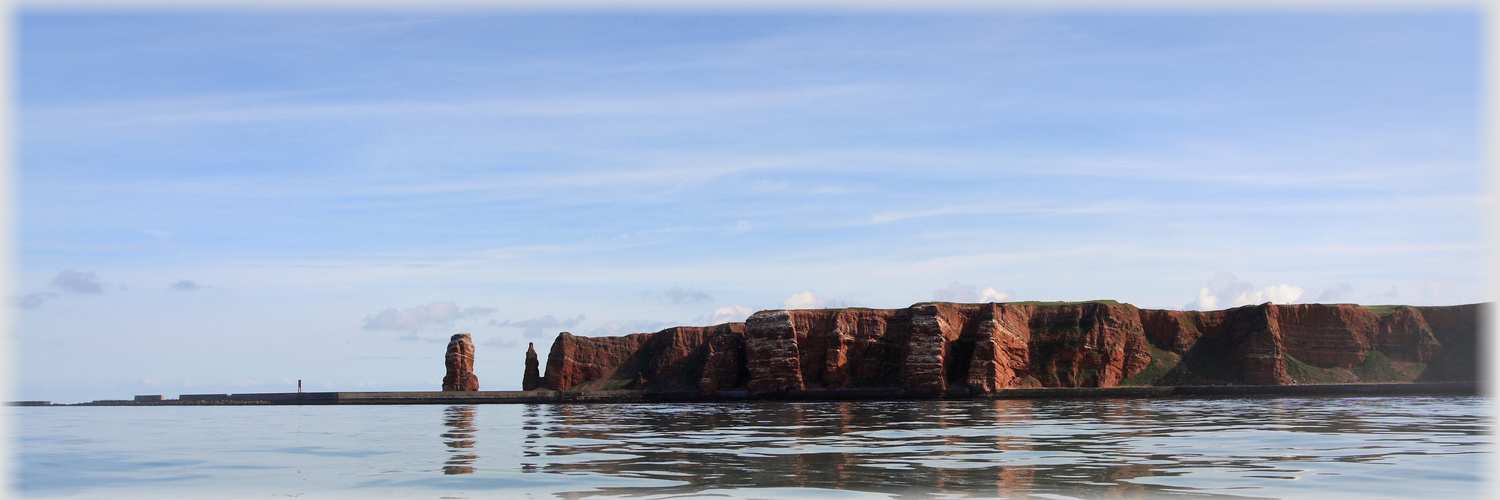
{"left": 14, "top": 10, "right": 1485, "bottom": 402}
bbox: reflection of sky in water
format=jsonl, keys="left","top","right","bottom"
{"left": 15, "top": 397, "right": 1490, "bottom": 499}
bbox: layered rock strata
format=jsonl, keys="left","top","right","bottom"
{"left": 529, "top": 302, "right": 1484, "bottom": 394}
{"left": 522, "top": 342, "right": 542, "bottom": 391}
{"left": 442, "top": 333, "right": 480, "bottom": 391}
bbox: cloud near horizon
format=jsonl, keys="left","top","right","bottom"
{"left": 709, "top": 304, "right": 754, "bottom": 324}
{"left": 932, "top": 282, "right": 1010, "bottom": 303}
{"left": 363, "top": 302, "right": 497, "bottom": 332}
{"left": 491, "top": 314, "right": 586, "bottom": 339}
{"left": 1185, "top": 273, "right": 1350, "bottom": 311}
{"left": 584, "top": 318, "right": 675, "bottom": 337}
{"left": 780, "top": 290, "right": 861, "bottom": 310}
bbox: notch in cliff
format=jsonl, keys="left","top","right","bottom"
{"left": 525, "top": 301, "right": 1484, "bottom": 394}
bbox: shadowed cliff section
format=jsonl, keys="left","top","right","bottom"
{"left": 531, "top": 302, "right": 1485, "bottom": 395}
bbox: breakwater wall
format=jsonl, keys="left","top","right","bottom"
{"left": 18, "top": 381, "right": 1479, "bottom": 406}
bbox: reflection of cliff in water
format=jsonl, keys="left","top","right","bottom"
{"left": 521, "top": 400, "right": 1194, "bottom": 498}
{"left": 441, "top": 405, "right": 477, "bottom": 475}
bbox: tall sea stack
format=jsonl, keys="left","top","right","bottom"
{"left": 442, "top": 333, "right": 480, "bottom": 391}
{"left": 522, "top": 342, "right": 542, "bottom": 390}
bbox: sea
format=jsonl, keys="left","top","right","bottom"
{"left": 11, "top": 396, "right": 1493, "bottom": 499}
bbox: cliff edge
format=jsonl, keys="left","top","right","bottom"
{"left": 526, "top": 302, "right": 1484, "bottom": 395}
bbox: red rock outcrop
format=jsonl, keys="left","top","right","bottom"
{"left": 542, "top": 324, "right": 745, "bottom": 391}
{"left": 544, "top": 331, "right": 649, "bottom": 391}
{"left": 522, "top": 342, "right": 542, "bottom": 391}
{"left": 528, "top": 301, "right": 1484, "bottom": 394}
{"left": 1275, "top": 304, "right": 1377, "bottom": 367}
{"left": 442, "top": 333, "right": 479, "bottom": 391}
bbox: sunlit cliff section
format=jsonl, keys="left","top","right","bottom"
{"left": 529, "top": 302, "right": 1484, "bottom": 394}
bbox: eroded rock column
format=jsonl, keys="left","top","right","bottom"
{"left": 522, "top": 342, "right": 542, "bottom": 391}
{"left": 745, "top": 310, "right": 805, "bottom": 394}
{"left": 903, "top": 304, "right": 952, "bottom": 393}
{"left": 443, "top": 333, "right": 480, "bottom": 391}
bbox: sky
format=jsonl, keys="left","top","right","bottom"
{"left": 11, "top": 8, "right": 1488, "bottom": 403}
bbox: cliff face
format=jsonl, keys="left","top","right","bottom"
{"left": 531, "top": 302, "right": 1484, "bottom": 393}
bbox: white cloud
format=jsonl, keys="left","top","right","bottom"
{"left": 363, "top": 302, "right": 497, "bottom": 332}
{"left": 979, "top": 287, "right": 1009, "bottom": 302}
{"left": 52, "top": 269, "right": 105, "bottom": 294}
{"left": 709, "top": 305, "right": 754, "bottom": 325}
{"left": 781, "top": 291, "right": 827, "bottom": 309}
{"left": 1241, "top": 283, "right": 1307, "bottom": 305}
{"left": 932, "top": 282, "right": 1010, "bottom": 303}
{"left": 490, "top": 314, "right": 586, "bottom": 339}
{"left": 1185, "top": 273, "right": 1308, "bottom": 310}
{"left": 1187, "top": 287, "right": 1218, "bottom": 311}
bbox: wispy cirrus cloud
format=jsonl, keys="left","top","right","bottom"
{"left": 362, "top": 302, "right": 496, "bottom": 333}
{"left": 490, "top": 314, "right": 586, "bottom": 339}
{"left": 15, "top": 292, "right": 58, "bottom": 309}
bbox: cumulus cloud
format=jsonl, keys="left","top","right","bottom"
{"left": 780, "top": 291, "right": 856, "bottom": 309}
{"left": 363, "top": 302, "right": 497, "bottom": 332}
{"left": 781, "top": 291, "right": 827, "bottom": 309}
{"left": 932, "top": 282, "right": 1010, "bottom": 303}
{"left": 1185, "top": 273, "right": 1308, "bottom": 311}
{"left": 51, "top": 269, "right": 105, "bottom": 294}
{"left": 491, "top": 314, "right": 586, "bottom": 339}
{"left": 584, "top": 319, "right": 674, "bottom": 337}
{"left": 649, "top": 287, "right": 713, "bottom": 305}
{"left": 16, "top": 292, "right": 58, "bottom": 309}
{"left": 169, "top": 280, "right": 205, "bottom": 291}
{"left": 709, "top": 305, "right": 754, "bottom": 324}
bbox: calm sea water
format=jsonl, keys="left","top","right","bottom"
{"left": 12, "top": 396, "right": 1492, "bottom": 499}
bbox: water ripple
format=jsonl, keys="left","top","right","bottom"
{"left": 15, "top": 396, "right": 1490, "bottom": 499}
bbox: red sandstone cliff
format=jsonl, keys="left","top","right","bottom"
{"left": 529, "top": 302, "right": 1484, "bottom": 394}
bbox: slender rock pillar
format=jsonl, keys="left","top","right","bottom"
{"left": 443, "top": 333, "right": 480, "bottom": 391}
{"left": 522, "top": 342, "right": 542, "bottom": 391}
